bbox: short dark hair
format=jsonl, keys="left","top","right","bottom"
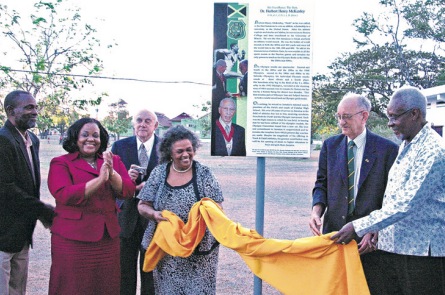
{"left": 158, "top": 125, "right": 200, "bottom": 163}
{"left": 391, "top": 86, "right": 427, "bottom": 118}
{"left": 4, "top": 90, "right": 33, "bottom": 112}
{"left": 62, "top": 118, "right": 109, "bottom": 153}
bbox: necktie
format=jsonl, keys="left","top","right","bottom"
{"left": 139, "top": 144, "right": 149, "bottom": 175}
{"left": 347, "top": 141, "right": 355, "bottom": 215}
{"left": 225, "top": 125, "right": 232, "bottom": 156}
{"left": 218, "top": 73, "right": 225, "bottom": 88}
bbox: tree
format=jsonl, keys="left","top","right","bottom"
{"left": 311, "top": 46, "right": 445, "bottom": 134}
{"left": 352, "top": 0, "right": 445, "bottom": 85}
{"left": 311, "top": 0, "right": 445, "bottom": 136}
{"left": 102, "top": 99, "right": 132, "bottom": 141}
{"left": 0, "top": 0, "right": 111, "bottom": 131}
{"left": 51, "top": 105, "right": 82, "bottom": 136}
{"left": 311, "top": 74, "right": 343, "bottom": 138}
{"left": 396, "top": 0, "right": 445, "bottom": 44}
{"left": 193, "top": 100, "right": 211, "bottom": 137}
{"left": 328, "top": 46, "right": 445, "bottom": 112}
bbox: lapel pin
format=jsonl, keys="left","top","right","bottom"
{"left": 365, "top": 159, "right": 369, "bottom": 162}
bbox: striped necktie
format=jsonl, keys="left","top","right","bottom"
{"left": 347, "top": 141, "right": 356, "bottom": 215}
{"left": 139, "top": 144, "right": 149, "bottom": 175}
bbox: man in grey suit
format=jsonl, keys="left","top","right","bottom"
{"left": 310, "top": 93, "right": 398, "bottom": 294}
{"left": 0, "top": 90, "right": 54, "bottom": 295}
{"left": 111, "top": 109, "right": 159, "bottom": 295}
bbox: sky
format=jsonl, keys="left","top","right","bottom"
{"left": 0, "top": 0, "right": 380, "bottom": 119}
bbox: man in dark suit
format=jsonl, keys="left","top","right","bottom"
{"left": 111, "top": 109, "right": 159, "bottom": 295}
{"left": 211, "top": 59, "right": 233, "bottom": 154}
{"left": 212, "top": 98, "right": 246, "bottom": 156}
{"left": 212, "top": 59, "right": 232, "bottom": 125}
{"left": 238, "top": 59, "right": 248, "bottom": 97}
{"left": 309, "top": 93, "right": 399, "bottom": 295}
{"left": 0, "top": 90, "right": 54, "bottom": 295}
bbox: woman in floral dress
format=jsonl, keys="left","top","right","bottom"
{"left": 138, "top": 125, "right": 224, "bottom": 294}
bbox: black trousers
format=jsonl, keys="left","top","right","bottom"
{"left": 119, "top": 223, "right": 154, "bottom": 295}
{"left": 375, "top": 250, "right": 445, "bottom": 295}
{"left": 361, "top": 250, "right": 386, "bottom": 295}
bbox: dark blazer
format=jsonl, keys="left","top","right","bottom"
{"left": 111, "top": 135, "right": 159, "bottom": 238}
{"left": 239, "top": 71, "right": 248, "bottom": 96}
{"left": 212, "top": 68, "right": 228, "bottom": 124}
{"left": 312, "top": 130, "right": 399, "bottom": 234}
{"left": 47, "top": 152, "right": 135, "bottom": 242}
{"left": 0, "top": 120, "right": 53, "bottom": 252}
{"left": 212, "top": 67, "right": 227, "bottom": 103}
{"left": 212, "top": 122, "right": 246, "bottom": 156}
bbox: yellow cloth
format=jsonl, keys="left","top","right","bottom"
{"left": 144, "top": 198, "right": 370, "bottom": 295}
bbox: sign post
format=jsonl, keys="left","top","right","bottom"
{"left": 254, "top": 156, "right": 266, "bottom": 294}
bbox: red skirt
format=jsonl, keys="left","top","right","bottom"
{"left": 49, "top": 233, "right": 120, "bottom": 295}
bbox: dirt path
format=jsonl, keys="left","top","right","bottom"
{"left": 27, "top": 140, "right": 319, "bottom": 294}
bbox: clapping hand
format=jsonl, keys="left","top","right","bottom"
{"left": 102, "top": 151, "right": 114, "bottom": 179}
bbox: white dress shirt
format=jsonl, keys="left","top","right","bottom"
{"left": 349, "top": 129, "right": 366, "bottom": 201}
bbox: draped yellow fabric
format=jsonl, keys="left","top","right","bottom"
{"left": 143, "top": 198, "right": 370, "bottom": 295}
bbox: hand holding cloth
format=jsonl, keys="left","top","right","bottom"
{"left": 144, "top": 198, "right": 369, "bottom": 295}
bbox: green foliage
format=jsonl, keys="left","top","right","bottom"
{"left": 311, "top": 74, "right": 345, "bottom": 137}
{"left": 193, "top": 101, "right": 212, "bottom": 137}
{"left": 197, "top": 113, "right": 211, "bottom": 138}
{"left": 0, "top": 0, "right": 113, "bottom": 131}
{"left": 311, "top": 0, "right": 445, "bottom": 139}
{"left": 102, "top": 100, "right": 132, "bottom": 141}
{"left": 351, "top": 0, "right": 445, "bottom": 85}
{"left": 400, "top": 0, "right": 445, "bottom": 43}
{"left": 0, "top": 95, "right": 5, "bottom": 126}
{"left": 193, "top": 100, "right": 211, "bottom": 113}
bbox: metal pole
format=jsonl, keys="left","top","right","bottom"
{"left": 254, "top": 157, "right": 265, "bottom": 295}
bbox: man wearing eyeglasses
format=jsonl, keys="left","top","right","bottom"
{"left": 212, "top": 98, "right": 246, "bottom": 156}
{"left": 310, "top": 93, "right": 399, "bottom": 294}
{"left": 333, "top": 87, "right": 445, "bottom": 295}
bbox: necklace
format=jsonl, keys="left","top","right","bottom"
{"left": 85, "top": 159, "right": 97, "bottom": 169}
{"left": 172, "top": 162, "right": 192, "bottom": 173}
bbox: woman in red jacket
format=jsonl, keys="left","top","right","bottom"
{"left": 47, "top": 118, "right": 135, "bottom": 295}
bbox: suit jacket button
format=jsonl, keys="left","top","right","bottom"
{"left": 342, "top": 216, "right": 346, "bottom": 219}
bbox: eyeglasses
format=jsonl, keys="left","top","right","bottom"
{"left": 335, "top": 110, "right": 365, "bottom": 121}
{"left": 386, "top": 108, "right": 413, "bottom": 122}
